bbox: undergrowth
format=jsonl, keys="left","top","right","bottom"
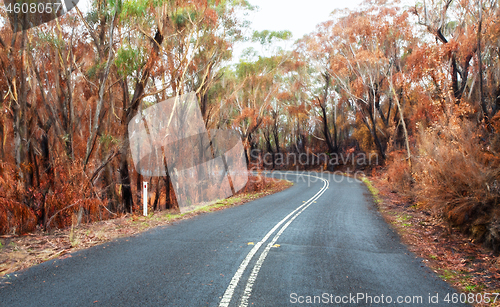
{"left": 383, "top": 114, "right": 500, "bottom": 252}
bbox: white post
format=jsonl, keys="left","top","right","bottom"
{"left": 143, "top": 182, "right": 148, "bottom": 216}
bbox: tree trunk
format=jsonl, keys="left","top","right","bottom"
{"left": 264, "top": 131, "right": 274, "bottom": 169}
{"left": 0, "top": 120, "right": 4, "bottom": 160}
{"left": 119, "top": 148, "right": 134, "bottom": 213}
{"left": 320, "top": 104, "right": 336, "bottom": 154}
{"left": 273, "top": 129, "right": 280, "bottom": 154}
{"left": 332, "top": 104, "right": 338, "bottom": 151}
{"left": 153, "top": 178, "right": 160, "bottom": 211}
{"left": 84, "top": 11, "right": 117, "bottom": 168}
{"left": 12, "top": 30, "right": 33, "bottom": 193}
{"left": 163, "top": 173, "right": 174, "bottom": 210}
{"left": 117, "top": 27, "right": 164, "bottom": 213}
{"left": 476, "top": 2, "right": 490, "bottom": 129}
{"left": 391, "top": 85, "right": 411, "bottom": 168}
{"left": 119, "top": 80, "right": 134, "bottom": 213}
{"left": 366, "top": 104, "right": 386, "bottom": 160}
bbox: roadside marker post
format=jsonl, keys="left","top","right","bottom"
{"left": 143, "top": 182, "right": 148, "bottom": 216}
{"left": 128, "top": 92, "right": 248, "bottom": 214}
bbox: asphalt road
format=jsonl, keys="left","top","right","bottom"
{"left": 0, "top": 171, "right": 468, "bottom": 306}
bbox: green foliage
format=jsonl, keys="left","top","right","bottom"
{"left": 100, "top": 134, "right": 119, "bottom": 149}
{"left": 36, "top": 31, "right": 63, "bottom": 49}
{"left": 90, "top": 0, "right": 120, "bottom": 21}
{"left": 235, "top": 60, "right": 257, "bottom": 78}
{"left": 108, "top": 0, "right": 123, "bottom": 13}
{"left": 443, "top": 20, "right": 458, "bottom": 37}
{"left": 86, "top": 61, "right": 106, "bottom": 79}
{"left": 241, "top": 47, "right": 258, "bottom": 61}
{"left": 120, "top": 0, "right": 148, "bottom": 19}
{"left": 85, "top": 8, "right": 100, "bottom": 26}
{"left": 173, "top": 8, "right": 191, "bottom": 28}
{"left": 115, "top": 44, "right": 146, "bottom": 76}
{"left": 252, "top": 30, "right": 292, "bottom": 45}
{"left": 235, "top": 53, "right": 282, "bottom": 79}
{"left": 229, "top": 0, "right": 256, "bottom": 10}
{"left": 439, "top": 269, "right": 458, "bottom": 281}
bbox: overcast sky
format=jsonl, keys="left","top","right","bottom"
{"left": 232, "top": 0, "right": 365, "bottom": 61}
{"left": 72, "top": 0, "right": 365, "bottom": 61}
{"left": 245, "top": 0, "right": 364, "bottom": 41}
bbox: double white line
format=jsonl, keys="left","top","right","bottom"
{"left": 219, "top": 172, "right": 330, "bottom": 307}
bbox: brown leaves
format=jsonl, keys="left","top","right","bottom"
{"left": 0, "top": 198, "right": 37, "bottom": 235}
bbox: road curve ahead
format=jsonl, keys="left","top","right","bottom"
{"left": 0, "top": 171, "right": 467, "bottom": 306}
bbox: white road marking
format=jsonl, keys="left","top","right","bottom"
{"left": 218, "top": 172, "right": 329, "bottom": 307}
{"left": 239, "top": 175, "right": 329, "bottom": 307}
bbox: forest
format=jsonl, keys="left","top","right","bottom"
{"left": 0, "top": 0, "right": 499, "bottom": 251}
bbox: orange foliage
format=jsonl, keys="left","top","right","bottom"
{"left": 0, "top": 199, "right": 37, "bottom": 235}
{"left": 384, "top": 150, "right": 413, "bottom": 195}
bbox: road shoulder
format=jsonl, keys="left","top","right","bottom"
{"left": 362, "top": 175, "right": 500, "bottom": 307}
{"left": 0, "top": 176, "right": 293, "bottom": 279}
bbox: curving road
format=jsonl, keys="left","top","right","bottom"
{"left": 0, "top": 171, "right": 467, "bottom": 306}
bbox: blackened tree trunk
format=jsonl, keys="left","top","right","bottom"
{"left": 264, "top": 130, "right": 275, "bottom": 169}
{"left": 118, "top": 29, "right": 164, "bottom": 213}
{"left": 319, "top": 72, "right": 337, "bottom": 154}
{"left": 272, "top": 111, "right": 280, "bottom": 155}
{"left": 163, "top": 173, "right": 174, "bottom": 210}
{"left": 366, "top": 104, "right": 386, "bottom": 160}
{"left": 320, "top": 103, "right": 336, "bottom": 154}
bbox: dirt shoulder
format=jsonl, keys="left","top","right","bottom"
{"left": 0, "top": 177, "right": 293, "bottom": 279}
{"left": 362, "top": 175, "right": 500, "bottom": 307}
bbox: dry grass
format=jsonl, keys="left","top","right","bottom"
{"left": 413, "top": 117, "right": 500, "bottom": 250}
{"left": 384, "top": 150, "right": 413, "bottom": 195}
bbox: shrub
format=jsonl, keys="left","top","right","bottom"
{"left": 384, "top": 150, "right": 413, "bottom": 195}
{"left": 0, "top": 198, "right": 37, "bottom": 235}
{"left": 413, "top": 116, "right": 500, "bottom": 250}
{"left": 0, "top": 162, "right": 37, "bottom": 234}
